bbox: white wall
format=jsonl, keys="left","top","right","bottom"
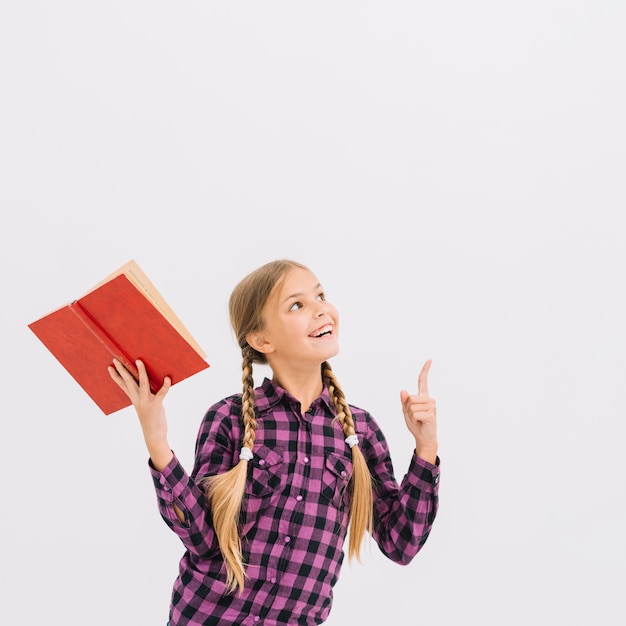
{"left": 1, "top": 2, "right": 624, "bottom": 624}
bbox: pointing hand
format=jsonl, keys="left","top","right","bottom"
{"left": 400, "top": 360, "right": 438, "bottom": 464}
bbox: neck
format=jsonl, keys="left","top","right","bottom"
{"left": 270, "top": 362, "right": 323, "bottom": 413}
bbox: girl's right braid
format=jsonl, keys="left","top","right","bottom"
{"left": 201, "top": 347, "right": 259, "bottom": 594}
{"left": 241, "top": 346, "right": 257, "bottom": 451}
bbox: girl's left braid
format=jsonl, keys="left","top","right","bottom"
{"left": 322, "top": 362, "right": 356, "bottom": 437}
{"left": 322, "top": 361, "right": 374, "bottom": 561}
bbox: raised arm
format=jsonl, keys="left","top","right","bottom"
{"left": 108, "top": 358, "right": 182, "bottom": 520}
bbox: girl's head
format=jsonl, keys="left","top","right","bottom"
{"left": 229, "top": 259, "right": 339, "bottom": 370}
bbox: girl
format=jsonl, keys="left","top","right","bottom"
{"left": 109, "top": 259, "right": 440, "bottom": 626}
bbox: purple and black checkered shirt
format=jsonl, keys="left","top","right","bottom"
{"left": 150, "top": 378, "right": 440, "bottom": 625}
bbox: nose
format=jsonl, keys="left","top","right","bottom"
{"left": 315, "top": 300, "right": 328, "bottom": 317}
{"left": 315, "top": 299, "right": 329, "bottom": 317}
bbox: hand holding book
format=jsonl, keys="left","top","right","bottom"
{"left": 109, "top": 358, "right": 174, "bottom": 470}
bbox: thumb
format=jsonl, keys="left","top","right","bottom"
{"left": 400, "top": 389, "right": 410, "bottom": 407}
{"left": 156, "top": 376, "right": 172, "bottom": 400}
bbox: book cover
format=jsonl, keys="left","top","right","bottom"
{"left": 28, "top": 260, "right": 210, "bottom": 415}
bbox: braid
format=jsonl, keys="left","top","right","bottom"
{"left": 322, "top": 361, "right": 374, "bottom": 560}
{"left": 241, "top": 346, "right": 257, "bottom": 450}
{"left": 323, "top": 363, "right": 357, "bottom": 438}
{"left": 202, "top": 347, "right": 258, "bottom": 593}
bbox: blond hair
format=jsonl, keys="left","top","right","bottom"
{"left": 203, "top": 260, "right": 373, "bottom": 593}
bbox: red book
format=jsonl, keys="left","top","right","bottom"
{"left": 28, "top": 260, "right": 210, "bottom": 415}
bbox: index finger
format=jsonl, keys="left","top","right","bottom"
{"left": 135, "top": 359, "right": 150, "bottom": 388}
{"left": 418, "top": 359, "right": 432, "bottom": 396}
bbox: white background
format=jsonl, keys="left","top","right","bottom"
{"left": 1, "top": 2, "right": 625, "bottom": 624}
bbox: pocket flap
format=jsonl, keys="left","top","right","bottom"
{"left": 325, "top": 452, "right": 352, "bottom": 480}
{"left": 253, "top": 444, "right": 283, "bottom": 468}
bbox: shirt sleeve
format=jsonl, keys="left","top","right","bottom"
{"left": 361, "top": 411, "right": 440, "bottom": 565}
{"left": 147, "top": 398, "right": 239, "bottom": 558}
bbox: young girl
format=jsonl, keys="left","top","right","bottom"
{"left": 109, "top": 259, "right": 440, "bottom": 626}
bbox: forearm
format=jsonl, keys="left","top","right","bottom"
{"left": 372, "top": 454, "right": 440, "bottom": 564}
{"left": 144, "top": 436, "right": 174, "bottom": 471}
{"left": 144, "top": 437, "right": 184, "bottom": 522}
{"left": 415, "top": 439, "right": 438, "bottom": 465}
{"left": 150, "top": 453, "right": 220, "bottom": 553}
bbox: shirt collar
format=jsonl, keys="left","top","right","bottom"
{"left": 255, "top": 377, "right": 335, "bottom": 415}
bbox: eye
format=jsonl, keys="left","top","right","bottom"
{"left": 317, "top": 292, "right": 326, "bottom": 302}
{"left": 289, "top": 301, "right": 303, "bottom": 312}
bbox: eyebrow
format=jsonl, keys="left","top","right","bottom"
{"left": 281, "top": 283, "right": 323, "bottom": 304}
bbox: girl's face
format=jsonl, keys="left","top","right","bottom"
{"left": 251, "top": 266, "right": 339, "bottom": 368}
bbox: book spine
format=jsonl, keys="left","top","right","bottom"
{"left": 69, "top": 300, "right": 155, "bottom": 393}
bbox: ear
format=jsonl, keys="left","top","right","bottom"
{"left": 246, "top": 331, "right": 275, "bottom": 355}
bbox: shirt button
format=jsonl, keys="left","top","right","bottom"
{"left": 254, "top": 617, "right": 260, "bottom": 623}
{"left": 284, "top": 536, "right": 291, "bottom": 543}
{"left": 303, "top": 456, "right": 310, "bottom": 464}
{"left": 296, "top": 495, "right": 303, "bottom": 501}
{"left": 434, "top": 475, "right": 439, "bottom": 485}
{"left": 258, "top": 459, "right": 266, "bottom": 466}
{"left": 270, "top": 577, "right": 277, "bottom": 584}
{"left": 340, "top": 470, "right": 347, "bottom": 478}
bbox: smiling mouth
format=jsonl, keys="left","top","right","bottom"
{"left": 309, "top": 324, "right": 333, "bottom": 338}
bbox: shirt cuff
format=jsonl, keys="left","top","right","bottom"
{"left": 148, "top": 451, "right": 191, "bottom": 503}
{"left": 405, "top": 452, "right": 440, "bottom": 490}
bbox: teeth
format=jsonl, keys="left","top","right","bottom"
{"left": 311, "top": 324, "right": 332, "bottom": 337}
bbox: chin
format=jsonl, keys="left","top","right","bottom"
{"left": 324, "top": 344, "right": 340, "bottom": 360}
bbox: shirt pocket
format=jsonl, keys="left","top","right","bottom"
{"left": 240, "top": 445, "right": 284, "bottom": 537}
{"left": 246, "top": 444, "right": 284, "bottom": 497}
{"left": 321, "top": 452, "right": 353, "bottom": 509}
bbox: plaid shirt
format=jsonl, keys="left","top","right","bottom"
{"left": 150, "top": 378, "right": 440, "bottom": 626}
